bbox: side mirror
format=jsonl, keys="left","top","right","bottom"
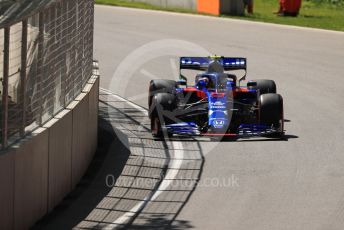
{"left": 247, "top": 81, "right": 257, "bottom": 87}
{"left": 176, "top": 80, "right": 187, "bottom": 87}
{"left": 238, "top": 71, "right": 247, "bottom": 87}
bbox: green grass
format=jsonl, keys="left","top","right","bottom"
{"left": 95, "top": 0, "right": 344, "bottom": 31}
{"left": 229, "top": 0, "right": 344, "bottom": 31}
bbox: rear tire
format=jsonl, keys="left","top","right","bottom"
{"left": 248, "top": 79, "right": 276, "bottom": 95}
{"left": 259, "top": 93, "right": 284, "bottom": 137}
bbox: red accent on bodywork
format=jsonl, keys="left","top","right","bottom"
{"left": 197, "top": 91, "right": 207, "bottom": 99}
{"left": 211, "top": 92, "right": 225, "bottom": 98}
{"left": 184, "top": 87, "right": 207, "bottom": 99}
{"left": 232, "top": 87, "right": 249, "bottom": 96}
{"left": 184, "top": 87, "right": 198, "bottom": 92}
{"left": 236, "top": 88, "right": 249, "bottom": 93}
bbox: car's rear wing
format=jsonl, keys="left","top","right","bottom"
{"left": 180, "top": 56, "right": 247, "bottom": 71}
{"left": 179, "top": 56, "right": 247, "bottom": 84}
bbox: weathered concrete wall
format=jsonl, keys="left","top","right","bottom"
{"left": 87, "top": 75, "right": 100, "bottom": 164}
{"left": 0, "top": 152, "right": 15, "bottom": 230}
{"left": 0, "top": 75, "right": 99, "bottom": 230}
{"left": 13, "top": 128, "right": 49, "bottom": 230}
{"left": 126, "top": 0, "right": 245, "bottom": 15}
{"left": 129, "top": 0, "right": 197, "bottom": 10}
{"left": 69, "top": 93, "right": 90, "bottom": 188}
{"left": 45, "top": 112, "right": 73, "bottom": 211}
{"left": 166, "top": 0, "right": 197, "bottom": 10}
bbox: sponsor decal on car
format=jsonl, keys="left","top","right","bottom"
{"left": 211, "top": 119, "right": 226, "bottom": 129}
{"left": 210, "top": 101, "right": 226, "bottom": 109}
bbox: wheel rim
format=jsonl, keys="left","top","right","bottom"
{"left": 152, "top": 116, "right": 160, "bottom": 136}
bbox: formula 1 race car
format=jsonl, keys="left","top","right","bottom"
{"left": 148, "top": 56, "right": 284, "bottom": 139}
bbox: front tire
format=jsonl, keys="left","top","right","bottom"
{"left": 149, "top": 93, "right": 177, "bottom": 138}
{"left": 148, "top": 80, "right": 176, "bottom": 109}
{"left": 259, "top": 93, "right": 284, "bottom": 137}
{"left": 151, "top": 112, "right": 163, "bottom": 138}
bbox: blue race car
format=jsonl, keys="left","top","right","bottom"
{"left": 148, "top": 56, "right": 284, "bottom": 139}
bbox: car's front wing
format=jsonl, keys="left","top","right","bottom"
{"left": 163, "top": 122, "right": 281, "bottom": 138}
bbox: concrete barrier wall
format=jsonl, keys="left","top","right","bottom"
{"left": 14, "top": 128, "right": 49, "bottom": 230}
{"left": 130, "top": 0, "right": 197, "bottom": 10}
{"left": 0, "top": 152, "right": 15, "bottom": 229}
{"left": 68, "top": 93, "right": 90, "bottom": 189}
{"left": 126, "top": 0, "right": 245, "bottom": 15}
{"left": 0, "top": 75, "right": 99, "bottom": 230}
{"left": 45, "top": 112, "right": 73, "bottom": 212}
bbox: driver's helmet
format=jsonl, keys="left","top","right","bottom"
{"left": 207, "top": 61, "right": 224, "bottom": 73}
{"left": 196, "top": 75, "right": 214, "bottom": 90}
{"left": 196, "top": 77, "right": 209, "bottom": 89}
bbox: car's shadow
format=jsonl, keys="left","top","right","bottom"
{"left": 156, "top": 118, "right": 298, "bottom": 143}
{"left": 161, "top": 134, "right": 298, "bottom": 143}
{"left": 228, "top": 134, "right": 299, "bottom": 142}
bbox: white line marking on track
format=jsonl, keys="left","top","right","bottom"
{"left": 100, "top": 88, "right": 184, "bottom": 229}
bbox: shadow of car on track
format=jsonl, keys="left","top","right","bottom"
{"left": 231, "top": 134, "right": 299, "bottom": 142}
{"left": 33, "top": 97, "right": 296, "bottom": 229}
{"left": 157, "top": 118, "right": 298, "bottom": 143}
{"left": 156, "top": 134, "right": 298, "bottom": 143}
